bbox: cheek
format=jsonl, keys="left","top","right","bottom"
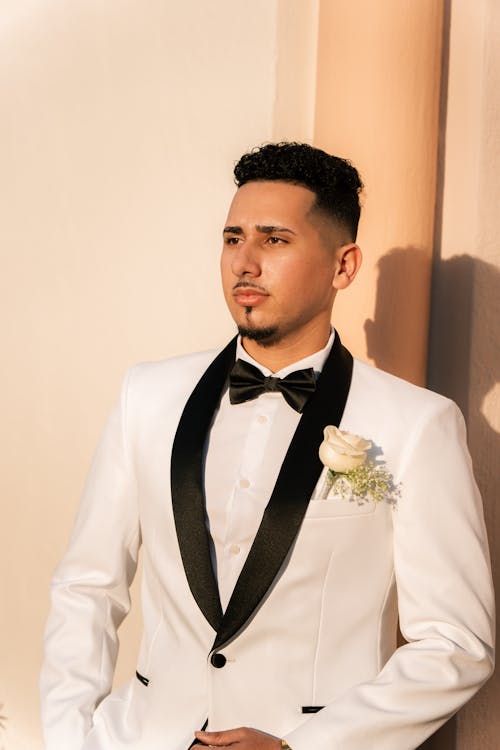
{"left": 302, "top": 257, "right": 335, "bottom": 292}
{"left": 220, "top": 255, "right": 233, "bottom": 295}
{"left": 269, "top": 258, "right": 333, "bottom": 299}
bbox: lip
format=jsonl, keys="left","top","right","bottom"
{"left": 233, "top": 288, "right": 269, "bottom": 307}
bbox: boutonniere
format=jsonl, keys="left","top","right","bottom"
{"left": 319, "top": 426, "right": 400, "bottom": 506}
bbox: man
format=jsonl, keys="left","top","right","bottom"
{"left": 41, "top": 142, "right": 494, "bottom": 750}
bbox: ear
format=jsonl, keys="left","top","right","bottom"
{"left": 332, "top": 243, "right": 362, "bottom": 290}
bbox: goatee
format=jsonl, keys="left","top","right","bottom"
{"left": 237, "top": 324, "right": 281, "bottom": 347}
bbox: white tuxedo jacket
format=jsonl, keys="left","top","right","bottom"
{"left": 40, "top": 334, "right": 494, "bottom": 750}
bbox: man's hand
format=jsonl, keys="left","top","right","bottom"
{"left": 194, "top": 727, "right": 282, "bottom": 749}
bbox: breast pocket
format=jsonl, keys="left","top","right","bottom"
{"left": 306, "top": 467, "right": 377, "bottom": 518}
{"left": 304, "top": 497, "right": 377, "bottom": 518}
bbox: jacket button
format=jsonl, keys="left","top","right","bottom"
{"left": 210, "top": 652, "right": 227, "bottom": 668}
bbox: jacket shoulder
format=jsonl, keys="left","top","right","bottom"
{"left": 129, "top": 347, "right": 220, "bottom": 380}
{"left": 122, "top": 347, "right": 223, "bottom": 409}
{"left": 350, "top": 358, "right": 461, "bottom": 421}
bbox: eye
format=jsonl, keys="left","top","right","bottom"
{"left": 266, "top": 235, "right": 287, "bottom": 245}
{"left": 224, "top": 236, "right": 241, "bottom": 245}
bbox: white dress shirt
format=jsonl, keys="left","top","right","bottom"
{"left": 203, "top": 331, "right": 335, "bottom": 610}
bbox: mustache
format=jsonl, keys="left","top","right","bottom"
{"left": 232, "top": 280, "right": 268, "bottom": 293}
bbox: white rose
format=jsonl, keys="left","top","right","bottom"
{"left": 319, "top": 426, "right": 371, "bottom": 473}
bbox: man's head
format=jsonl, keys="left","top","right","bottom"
{"left": 221, "top": 142, "right": 363, "bottom": 358}
{"left": 234, "top": 141, "right": 363, "bottom": 242}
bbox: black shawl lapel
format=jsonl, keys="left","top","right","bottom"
{"left": 212, "top": 333, "right": 353, "bottom": 652}
{"left": 170, "top": 337, "right": 238, "bottom": 632}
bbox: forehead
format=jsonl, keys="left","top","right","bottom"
{"left": 225, "top": 181, "right": 317, "bottom": 227}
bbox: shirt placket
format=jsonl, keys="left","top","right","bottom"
{"left": 219, "top": 394, "right": 281, "bottom": 605}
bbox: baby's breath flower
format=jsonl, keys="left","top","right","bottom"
{"left": 323, "top": 462, "right": 400, "bottom": 506}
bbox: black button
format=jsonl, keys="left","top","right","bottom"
{"left": 210, "top": 652, "right": 227, "bottom": 668}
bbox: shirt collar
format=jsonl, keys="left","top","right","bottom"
{"left": 235, "top": 329, "right": 335, "bottom": 379}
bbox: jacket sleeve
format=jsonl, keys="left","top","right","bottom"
{"left": 285, "top": 398, "right": 495, "bottom": 750}
{"left": 40, "top": 368, "right": 141, "bottom": 750}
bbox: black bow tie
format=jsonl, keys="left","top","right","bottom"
{"left": 229, "top": 358, "right": 317, "bottom": 413}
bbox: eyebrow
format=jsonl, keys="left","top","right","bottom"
{"left": 223, "top": 226, "right": 244, "bottom": 235}
{"left": 223, "top": 225, "right": 296, "bottom": 235}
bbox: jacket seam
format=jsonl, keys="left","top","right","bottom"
{"left": 376, "top": 569, "right": 396, "bottom": 672}
{"left": 311, "top": 549, "right": 335, "bottom": 703}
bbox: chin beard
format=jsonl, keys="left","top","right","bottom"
{"left": 237, "top": 324, "right": 281, "bottom": 347}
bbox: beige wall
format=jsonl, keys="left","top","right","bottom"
{"left": 428, "top": 0, "right": 500, "bottom": 747}
{"left": 314, "top": 0, "right": 444, "bottom": 386}
{"left": 0, "top": 2, "right": 318, "bottom": 746}
{"left": 1, "top": 1, "right": 498, "bottom": 748}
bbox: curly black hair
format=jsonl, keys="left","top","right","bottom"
{"left": 234, "top": 142, "right": 363, "bottom": 240}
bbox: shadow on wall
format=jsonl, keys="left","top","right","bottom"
{"left": 428, "top": 253, "right": 500, "bottom": 748}
{"left": 366, "top": 249, "right": 500, "bottom": 748}
{"left": 364, "top": 247, "right": 432, "bottom": 386}
{"left": 366, "top": 248, "right": 499, "bottom": 524}
{"left": 427, "top": 253, "right": 500, "bottom": 538}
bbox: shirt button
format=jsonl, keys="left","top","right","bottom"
{"left": 239, "top": 478, "right": 250, "bottom": 489}
{"left": 229, "top": 544, "right": 241, "bottom": 556}
{"left": 257, "top": 414, "right": 268, "bottom": 424}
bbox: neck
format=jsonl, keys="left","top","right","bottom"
{"left": 241, "top": 319, "right": 332, "bottom": 373}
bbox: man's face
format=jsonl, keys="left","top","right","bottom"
{"left": 221, "top": 180, "right": 343, "bottom": 347}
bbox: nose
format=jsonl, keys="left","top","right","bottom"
{"left": 230, "top": 238, "right": 261, "bottom": 278}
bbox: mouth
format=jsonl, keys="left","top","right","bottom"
{"left": 232, "top": 286, "right": 269, "bottom": 307}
